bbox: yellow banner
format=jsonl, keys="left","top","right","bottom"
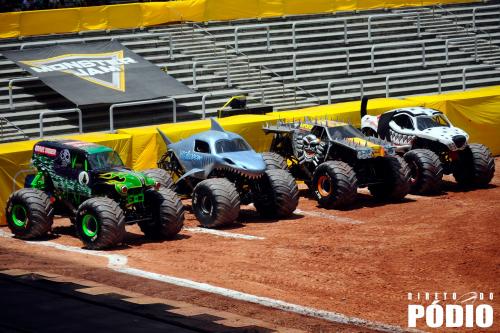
{"left": 406, "top": 86, "right": 500, "bottom": 155}
{"left": 0, "top": 0, "right": 476, "bottom": 38}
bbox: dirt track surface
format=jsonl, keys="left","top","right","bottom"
{"left": 1, "top": 158, "right": 499, "bottom": 332}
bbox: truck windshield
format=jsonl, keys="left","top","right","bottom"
{"left": 416, "top": 115, "right": 450, "bottom": 130}
{"left": 215, "top": 138, "right": 251, "bottom": 153}
{"left": 327, "top": 125, "right": 364, "bottom": 139}
{"left": 88, "top": 151, "right": 124, "bottom": 170}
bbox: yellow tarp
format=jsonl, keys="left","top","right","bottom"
{"left": 0, "top": 0, "right": 476, "bottom": 38}
{"left": 405, "top": 86, "right": 500, "bottom": 155}
{"left": 116, "top": 98, "right": 415, "bottom": 170}
{"left": 271, "top": 98, "right": 421, "bottom": 126}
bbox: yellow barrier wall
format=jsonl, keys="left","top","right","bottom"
{"left": 0, "top": 92, "right": 497, "bottom": 226}
{"left": 0, "top": 0, "right": 476, "bottom": 38}
{"left": 406, "top": 86, "right": 500, "bottom": 155}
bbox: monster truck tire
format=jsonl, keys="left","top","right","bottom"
{"left": 6, "top": 188, "right": 53, "bottom": 239}
{"left": 261, "top": 152, "right": 287, "bottom": 170}
{"left": 76, "top": 198, "right": 126, "bottom": 250}
{"left": 368, "top": 156, "right": 411, "bottom": 201}
{"left": 404, "top": 149, "right": 443, "bottom": 194}
{"left": 311, "top": 161, "right": 358, "bottom": 209}
{"left": 139, "top": 188, "right": 184, "bottom": 239}
{"left": 142, "top": 168, "right": 175, "bottom": 190}
{"left": 192, "top": 178, "right": 240, "bottom": 228}
{"left": 453, "top": 143, "right": 495, "bottom": 187}
{"left": 254, "top": 169, "right": 299, "bottom": 218}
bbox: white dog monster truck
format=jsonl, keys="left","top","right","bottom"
{"left": 361, "top": 106, "right": 495, "bottom": 194}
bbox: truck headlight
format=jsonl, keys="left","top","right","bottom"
{"left": 120, "top": 185, "right": 128, "bottom": 194}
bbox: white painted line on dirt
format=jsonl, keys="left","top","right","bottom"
{"left": 0, "top": 229, "right": 128, "bottom": 268}
{"left": 294, "top": 209, "right": 363, "bottom": 225}
{"left": 183, "top": 227, "right": 265, "bottom": 240}
{"left": 0, "top": 229, "right": 423, "bottom": 333}
{"left": 113, "top": 266, "right": 422, "bottom": 333}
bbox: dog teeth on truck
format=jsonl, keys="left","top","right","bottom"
{"left": 149, "top": 118, "right": 299, "bottom": 228}
{"left": 6, "top": 140, "right": 184, "bottom": 250}
{"left": 263, "top": 118, "right": 411, "bottom": 208}
{"left": 361, "top": 105, "right": 495, "bottom": 194}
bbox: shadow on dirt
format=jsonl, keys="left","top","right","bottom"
{"left": 300, "top": 191, "right": 417, "bottom": 211}
{"left": 441, "top": 180, "right": 497, "bottom": 193}
{"left": 48, "top": 224, "right": 190, "bottom": 250}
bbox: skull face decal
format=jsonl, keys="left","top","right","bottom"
{"left": 294, "top": 132, "right": 326, "bottom": 165}
{"left": 59, "top": 149, "right": 71, "bottom": 167}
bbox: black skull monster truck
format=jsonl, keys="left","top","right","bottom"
{"left": 263, "top": 119, "right": 411, "bottom": 208}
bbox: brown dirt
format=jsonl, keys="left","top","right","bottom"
{"left": 1, "top": 158, "right": 499, "bottom": 332}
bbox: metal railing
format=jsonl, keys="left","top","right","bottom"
{"left": 461, "top": 65, "right": 500, "bottom": 91}
{"left": 293, "top": 48, "right": 350, "bottom": 80}
{"left": 234, "top": 24, "right": 271, "bottom": 54}
{"left": 109, "top": 98, "right": 176, "bottom": 132}
{"left": 433, "top": 4, "right": 461, "bottom": 32}
{"left": 385, "top": 71, "right": 442, "bottom": 97}
{"left": 368, "top": 13, "right": 419, "bottom": 42}
{"left": 20, "top": 39, "right": 85, "bottom": 50}
{"left": 192, "top": 58, "right": 250, "bottom": 90}
{"left": 1, "top": 116, "right": 28, "bottom": 141}
{"left": 39, "top": 108, "right": 82, "bottom": 138}
{"left": 8, "top": 77, "right": 40, "bottom": 110}
{"left": 195, "top": 22, "right": 319, "bottom": 107}
{"left": 158, "top": 34, "right": 174, "bottom": 60}
{"left": 292, "top": 18, "right": 348, "bottom": 49}
{"left": 472, "top": 5, "right": 500, "bottom": 31}
{"left": 260, "top": 64, "right": 286, "bottom": 100}
{"left": 192, "top": 23, "right": 220, "bottom": 55}
{"left": 371, "top": 41, "right": 426, "bottom": 72}
{"left": 111, "top": 32, "right": 175, "bottom": 59}
{"left": 327, "top": 79, "right": 364, "bottom": 104}
{"left": 445, "top": 36, "right": 478, "bottom": 64}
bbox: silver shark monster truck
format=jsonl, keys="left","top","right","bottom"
{"left": 361, "top": 106, "right": 495, "bottom": 193}
{"left": 147, "top": 119, "right": 299, "bottom": 228}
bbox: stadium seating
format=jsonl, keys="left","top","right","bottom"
{"left": 0, "top": 0, "right": 499, "bottom": 142}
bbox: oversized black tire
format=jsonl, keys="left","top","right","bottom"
{"left": 6, "top": 188, "right": 53, "bottom": 239}
{"left": 453, "top": 143, "right": 495, "bottom": 187}
{"left": 76, "top": 197, "right": 126, "bottom": 250}
{"left": 368, "top": 156, "right": 411, "bottom": 201}
{"left": 192, "top": 178, "right": 240, "bottom": 228}
{"left": 253, "top": 169, "right": 299, "bottom": 217}
{"left": 311, "top": 161, "right": 358, "bottom": 208}
{"left": 139, "top": 188, "right": 184, "bottom": 239}
{"left": 142, "top": 168, "right": 175, "bottom": 190}
{"left": 404, "top": 149, "right": 443, "bottom": 194}
{"left": 261, "top": 152, "right": 287, "bottom": 170}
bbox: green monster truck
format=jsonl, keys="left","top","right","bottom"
{"left": 5, "top": 140, "right": 184, "bottom": 250}
{"left": 263, "top": 119, "right": 411, "bottom": 208}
